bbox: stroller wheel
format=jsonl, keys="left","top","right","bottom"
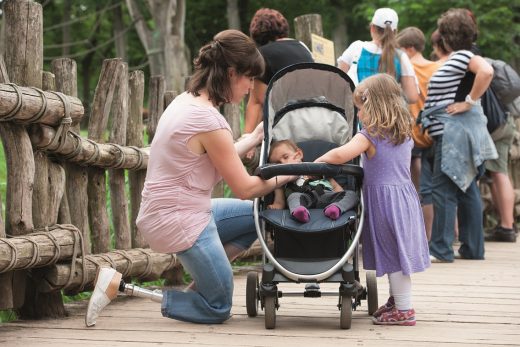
{"left": 340, "top": 295, "right": 352, "bottom": 329}
{"left": 264, "top": 296, "right": 277, "bottom": 329}
{"left": 246, "top": 271, "right": 259, "bottom": 317}
{"left": 366, "top": 271, "right": 378, "bottom": 315}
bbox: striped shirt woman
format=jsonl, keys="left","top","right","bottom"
{"left": 423, "top": 50, "right": 474, "bottom": 137}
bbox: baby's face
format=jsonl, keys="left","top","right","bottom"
{"left": 269, "top": 144, "right": 303, "bottom": 164}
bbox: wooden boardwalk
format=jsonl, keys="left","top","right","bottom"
{"left": 1, "top": 241, "right": 519, "bottom": 346}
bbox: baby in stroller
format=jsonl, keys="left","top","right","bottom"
{"left": 268, "top": 139, "right": 358, "bottom": 223}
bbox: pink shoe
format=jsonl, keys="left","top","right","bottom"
{"left": 324, "top": 204, "right": 341, "bottom": 220}
{"left": 373, "top": 296, "right": 395, "bottom": 318}
{"left": 372, "top": 307, "right": 416, "bottom": 326}
{"left": 85, "top": 267, "right": 122, "bottom": 327}
{"left": 292, "top": 206, "right": 310, "bottom": 223}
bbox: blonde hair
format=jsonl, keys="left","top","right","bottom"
{"left": 353, "top": 74, "right": 412, "bottom": 145}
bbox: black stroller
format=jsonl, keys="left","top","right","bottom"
{"left": 246, "top": 63, "right": 378, "bottom": 329}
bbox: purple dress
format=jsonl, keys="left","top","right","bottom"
{"left": 360, "top": 129, "right": 430, "bottom": 277}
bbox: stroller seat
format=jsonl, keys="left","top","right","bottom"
{"left": 260, "top": 208, "right": 356, "bottom": 233}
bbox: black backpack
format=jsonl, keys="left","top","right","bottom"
{"left": 485, "top": 58, "right": 520, "bottom": 105}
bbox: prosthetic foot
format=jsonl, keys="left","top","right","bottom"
{"left": 85, "top": 267, "right": 164, "bottom": 327}
{"left": 85, "top": 267, "right": 122, "bottom": 327}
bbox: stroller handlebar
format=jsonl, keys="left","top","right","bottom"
{"left": 255, "top": 163, "right": 363, "bottom": 179}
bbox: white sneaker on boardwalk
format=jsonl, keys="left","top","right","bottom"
{"left": 85, "top": 267, "right": 122, "bottom": 327}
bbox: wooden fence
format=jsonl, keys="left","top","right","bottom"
{"left": 0, "top": 1, "right": 518, "bottom": 321}
{"left": 0, "top": 1, "right": 324, "bottom": 319}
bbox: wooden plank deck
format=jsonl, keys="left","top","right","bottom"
{"left": 1, "top": 241, "right": 519, "bottom": 346}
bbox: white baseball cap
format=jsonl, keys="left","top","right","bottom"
{"left": 371, "top": 8, "right": 398, "bottom": 31}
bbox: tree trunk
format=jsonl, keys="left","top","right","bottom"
{"left": 226, "top": 0, "right": 240, "bottom": 29}
{"left": 332, "top": 19, "right": 347, "bottom": 63}
{"left": 126, "top": 0, "right": 187, "bottom": 92}
{"left": 61, "top": 0, "right": 71, "bottom": 56}
{"left": 113, "top": 1, "right": 127, "bottom": 61}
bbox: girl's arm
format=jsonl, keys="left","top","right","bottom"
{"left": 315, "top": 133, "right": 372, "bottom": 164}
{"left": 198, "top": 129, "right": 294, "bottom": 200}
{"left": 446, "top": 55, "right": 493, "bottom": 115}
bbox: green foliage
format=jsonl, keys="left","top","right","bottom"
{"left": 0, "top": 309, "right": 16, "bottom": 323}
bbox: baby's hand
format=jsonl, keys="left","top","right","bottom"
{"left": 267, "top": 202, "right": 284, "bottom": 210}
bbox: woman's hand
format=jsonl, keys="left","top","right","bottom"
{"left": 251, "top": 121, "right": 264, "bottom": 144}
{"left": 446, "top": 101, "right": 472, "bottom": 115}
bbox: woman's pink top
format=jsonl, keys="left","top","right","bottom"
{"left": 136, "top": 95, "right": 231, "bottom": 253}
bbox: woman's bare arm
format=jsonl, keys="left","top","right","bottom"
{"left": 198, "top": 129, "right": 293, "bottom": 200}
{"left": 338, "top": 61, "right": 350, "bottom": 74}
{"left": 401, "top": 75, "right": 419, "bottom": 104}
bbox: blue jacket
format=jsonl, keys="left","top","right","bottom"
{"left": 421, "top": 105, "right": 497, "bottom": 192}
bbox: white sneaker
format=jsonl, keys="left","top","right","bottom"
{"left": 85, "top": 267, "right": 122, "bottom": 327}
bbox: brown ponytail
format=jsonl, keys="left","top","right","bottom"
{"left": 374, "top": 25, "right": 398, "bottom": 78}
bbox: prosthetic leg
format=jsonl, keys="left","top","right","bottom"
{"left": 120, "top": 281, "right": 163, "bottom": 303}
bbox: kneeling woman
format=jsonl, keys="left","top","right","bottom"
{"left": 85, "top": 29, "right": 295, "bottom": 326}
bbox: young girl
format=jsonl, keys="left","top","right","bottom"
{"left": 315, "top": 73, "right": 430, "bottom": 326}
{"left": 336, "top": 8, "right": 417, "bottom": 104}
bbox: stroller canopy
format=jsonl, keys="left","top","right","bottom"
{"left": 263, "top": 63, "right": 356, "bottom": 157}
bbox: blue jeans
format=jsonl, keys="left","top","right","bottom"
{"left": 419, "top": 146, "right": 434, "bottom": 205}
{"left": 161, "top": 198, "right": 257, "bottom": 323}
{"left": 429, "top": 138, "right": 485, "bottom": 261}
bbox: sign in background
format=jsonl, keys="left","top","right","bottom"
{"left": 311, "top": 34, "right": 335, "bottom": 66}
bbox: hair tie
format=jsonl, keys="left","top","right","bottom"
{"left": 211, "top": 40, "right": 222, "bottom": 50}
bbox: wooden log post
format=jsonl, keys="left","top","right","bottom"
{"left": 88, "top": 58, "right": 122, "bottom": 254}
{"left": 127, "top": 71, "right": 148, "bottom": 248}
{"left": 109, "top": 62, "right": 131, "bottom": 250}
{"left": 164, "top": 90, "right": 178, "bottom": 109}
{"left": 52, "top": 58, "right": 90, "bottom": 252}
{"left": 147, "top": 75, "right": 165, "bottom": 144}
{"left": 29, "top": 125, "right": 150, "bottom": 169}
{"left": 0, "top": 225, "right": 84, "bottom": 273}
{"left": 32, "top": 71, "right": 66, "bottom": 229}
{"left": 0, "top": 84, "right": 84, "bottom": 125}
{"left": 39, "top": 249, "right": 180, "bottom": 294}
{"left": 294, "top": 14, "right": 323, "bottom": 54}
{"left": 0, "top": 0, "right": 42, "bottom": 311}
{"left": 0, "top": 45, "right": 14, "bottom": 311}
